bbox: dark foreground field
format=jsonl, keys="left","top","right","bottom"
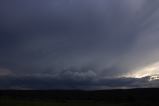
{"left": 0, "top": 88, "right": 159, "bottom": 106}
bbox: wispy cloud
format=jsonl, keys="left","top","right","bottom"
{"left": 0, "top": 68, "right": 12, "bottom": 76}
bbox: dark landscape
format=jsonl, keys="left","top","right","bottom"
{"left": 0, "top": 88, "right": 159, "bottom": 106}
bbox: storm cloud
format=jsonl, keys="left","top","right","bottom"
{"left": 0, "top": 0, "right": 159, "bottom": 89}
{"left": 0, "top": 74, "right": 158, "bottom": 90}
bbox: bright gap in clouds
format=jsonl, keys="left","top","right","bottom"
{"left": 125, "top": 62, "right": 159, "bottom": 80}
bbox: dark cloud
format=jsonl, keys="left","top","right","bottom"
{"left": 0, "top": 0, "right": 159, "bottom": 89}
{"left": 0, "top": 74, "right": 158, "bottom": 90}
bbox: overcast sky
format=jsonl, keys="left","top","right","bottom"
{"left": 0, "top": 0, "right": 159, "bottom": 89}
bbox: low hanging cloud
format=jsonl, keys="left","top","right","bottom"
{"left": 0, "top": 74, "right": 158, "bottom": 90}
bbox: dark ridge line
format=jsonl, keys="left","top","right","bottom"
{"left": 1, "top": 88, "right": 159, "bottom": 91}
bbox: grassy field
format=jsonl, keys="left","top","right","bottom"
{"left": 0, "top": 89, "right": 159, "bottom": 106}
{"left": 0, "top": 99, "right": 158, "bottom": 106}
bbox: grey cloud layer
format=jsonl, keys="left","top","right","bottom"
{"left": 0, "top": 0, "right": 159, "bottom": 89}
{"left": 0, "top": 74, "right": 157, "bottom": 90}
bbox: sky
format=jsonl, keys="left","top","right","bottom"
{"left": 0, "top": 0, "right": 159, "bottom": 90}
